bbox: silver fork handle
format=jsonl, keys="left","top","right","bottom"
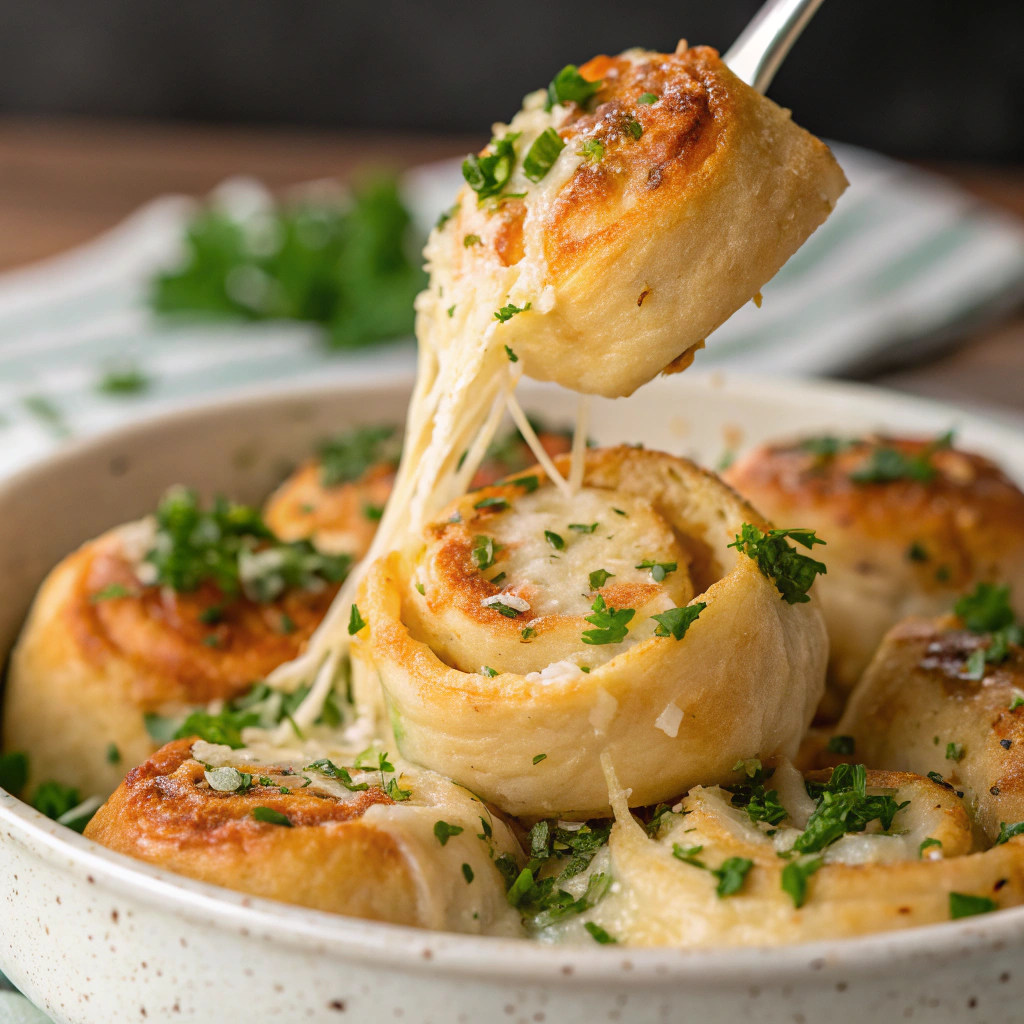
{"left": 723, "top": 0, "right": 826, "bottom": 94}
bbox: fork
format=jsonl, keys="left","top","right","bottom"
{"left": 724, "top": 0, "right": 826, "bottom": 94}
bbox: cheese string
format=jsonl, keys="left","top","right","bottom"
{"left": 505, "top": 391, "right": 573, "bottom": 501}
{"left": 569, "top": 395, "right": 591, "bottom": 495}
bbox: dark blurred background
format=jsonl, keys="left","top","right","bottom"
{"left": 0, "top": 0, "right": 1021, "bottom": 160}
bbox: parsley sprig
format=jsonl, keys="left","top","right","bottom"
{"left": 318, "top": 425, "right": 400, "bottom": 487}
{"left": 849, "top": 431, "right": 954, "bottom": 484}
{"left": 728, "top": 524, "right": 826, "bottom": 604}
{"left": 145, "top": 487, "right": 350, "bottom": 603}
{"left": 954, "top": 583, "right": 1021, "bottom": 666}
{"left": 582, "top": 594, "right": 634, "bottom": 645}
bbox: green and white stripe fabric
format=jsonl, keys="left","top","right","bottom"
{"left": 0, "top": 142, "right": 1022, "bottom": 486}
{"left": 2, "top": 144, "right": 1024, "bottom": 1022}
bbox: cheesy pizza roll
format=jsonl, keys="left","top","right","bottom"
{"left": 838, "top": 585, "right": 1024, "bottom": 844}
{"left": 355, "top": 446, "right": 828, "bottom": 818}
{"left": 421, "top": 42, "right": 847, "bottom": 399}
{"left": 725, "top": 434, "right": 1024, "bottom": 716}
{"left": 535, "top": 761, "right": 1024, "bottom": 947}
{"left": 85, "top": 738, "right": 522, "bottom": 934}
{"left": 3, "top": 488, "right": 348, "bottom": 799}
{"left": 263, "top": 422, "right": 571, "bottom": 558}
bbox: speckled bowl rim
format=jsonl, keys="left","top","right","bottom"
{"left": 3, "top": 371, "right": 1024, "bottom": 988}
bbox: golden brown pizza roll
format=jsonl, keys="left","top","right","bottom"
{"left": 85, "top": 738, "right": 523, "bottom": 934}
{"left": 837, "top": 592, "right": 1024, "bottom": 845}
{"left": 725, "top": 435, "right": 1024, "bottom": 718}
{"left": 421, "top": 42, "right": 847, "bottom": 398}
{"left": 2, "top": 489, "right": 346, "bottom": 798}
{"left": 263, "top": 423, "right": 572, "bottom": 559}
{"left": 534, "top": 761, "right": 1024, "bottom": 947}
{"left": 354, "top": 446, "right": 828, "bottom": 818}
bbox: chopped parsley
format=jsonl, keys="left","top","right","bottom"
{"left": 728, "top": 524, "right": 827, "bottom": 604}
{"left": 919, "top": 837, "right": 943, "bottom": 857}
{"left": 546, "top": 65, "right": 602, "bottom": 110}
{"left": 494, "top": 301, "right": 531, "bottom": 323}
{"left": 544, "top": 530, "right": 565, "bottom": 551}
{"left": 725, "top": 760, "right": 787, "bottom": 827}
{"left": 521, "top": 626, "right": 537, "bottom": 639}
{"left": 638, "top": 92, "right": 658, "bottom": 104}
{"left": 955, "top": 583, "right": 1015, "bottom": 633}
{"left": 713, "top": 857, "right": 753, "bottom": 897}
{"left": 463, "top": 233, "right": 482, "bottom": 247}
{"left": 472, "top": 534, "right": 501, "bottom": 571}
{"left": 385, "top": 777, "right": 412, "bottom": 801}
{"left": 145, "top": 487, "right": 350, "bottom": 602}
{"left": 89, "top": 582, "right": 135, "bottom": 603}
{"left": 582, "top": 594, "right": 634, "bottom": 645}
{"left": 624, "top": 116, "right": 643, "bottom": 139}
{"left": 318, "top": 425, "right": 400, "bottom": 487}
{"left": 252, "top": 806, "right": 292, "bottom": 827}
{"left": 793, "top": 764, "right": 908, "bottom": 856}
{"left": 106, "top": 743, "right": 121, "bottom": 765}
{"left": 489, "top": 572, "right": 507, "bottom": 584}
{"left": 588, "top": 568, "right": 614, "bottom": 590}
{"left": 204, "top": 766, "right": 252, "bottom": 793}
{"left": 433, "top": 820, "right": 465, "bottom": 846}
{"left": 579, "top": 138, "right": 605, "bottom": 164}
{"left": 488, "top": 601, "right": 523, "bottom": 618}
{"left": 533, "top": 753, "right": 548, "bottom": 765}
{"left": 32, "top": 780, "right": 82, "bottom": 821}
{"left": 825, "top": 735, "right": 855, "bottom": 756}
{"left": 650, "top": 602, "right": 706, "bottom": 641}
{"left": 949, "top": 892, "right": 997, "bottom": 919}
{"left": 348, "top": 603, "right": 367, "bottom": 635}
{"left": 463, "top": 133, "right": 520, "bottom": 200}
{"left": 97, "top": 363, "right": 150, "bottom": 395}
{"left": 150, "top": 177, "right": 425, "bottom": 350}
{"left": 781, "top": 857, "right": 823, "bottom": 908}
{"left": 799, "top": 435, "right": 852, "bottom": 458}
{"left": 362, "top": 503, "right": 384, "bottom": 522}
{"left": 672, "top": 843, "right": 705, "bottom": 867}
{"left": 996, "top": 821, "right": 1024, "bottom": 845}
{"left": 569, "top": 523, "right": 598, "bottom": 534}
{"left": 0, "top": 752, "right": 29, "bottom": 798}
{"left": 435, "top": 203, "right": 458, "bottom": 230}
{"left": 1012, "top": 694, "right": 1024, "bottom": 712}
{"left": 505, "top": 344, "right": 518, "bottom": 362}
{"left": 946, "top": 742, "right": 965, "bottom": 762}
{"left": 849, "top": 432, "right": 954, "bottom": 484}
{"left": 474, "top": 496, "right": 509, "bottom": 512}
{"left": 481, "top": 666, "right": 498, "bottom": 678}
{"left": 304, "top": 759, "right": 369, "bottom": 792}
{"left": 907, "top": 542, "right": 929, "bottom": 563}
{"left": 584, "top": 922, "right": 617, "bottom": 944}
{"left": 962, "top": 648, "right": 987, "bottom": 680}
{"left": 523, "top": 127, "right": 566, "bottom": 183}
{"left": 635, "top": 559, "right": 677, "bottom": 582}
{"left": 175, "top": 708, "right": 259, "bottom": 749}
{"left": 447, "top": 304, "right": 456, "bottom": 317}
{"left": 462, "top": 863, "right": 474, "bottom": 884}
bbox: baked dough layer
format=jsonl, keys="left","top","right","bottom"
{"left": 726, "top": 436, "right": 1024, "bottom": 715}
{"left": 356, "top": 446, "right": 827, "bottom": 817}
{"left": 432, "top": 43, "right": 848, "bottom": 398}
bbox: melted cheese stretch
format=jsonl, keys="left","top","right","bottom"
{"left": 261, "top": 98, "right": 588, "bottom": 733}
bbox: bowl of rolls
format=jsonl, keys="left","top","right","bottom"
{"left": 3, "top": 38, "right": 1023, "bottom": 1024}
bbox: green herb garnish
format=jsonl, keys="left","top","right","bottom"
{"left": 546, "top": 65, "right": 602, "bottom": 110}
{"left": 919, "top": 837, "right": 943, "bottom": 857}
{"left": 0, "top": 752, "right": 29, "bottom": 797}
{"left": 826, "top": 735, "right": 855, "bottom": 756}
{"left": 651, "top": 602, "right": 706, "bottom": 641}
{"left": 588, "top": 569, "right": 614, "bottom": 590}
{"left": 533, "top": 753, "right": 548, "bottom": 765}
{"left": 579, "top": 139, "right": 605, "bottom": 163}
{"left": 348, "top": 603, "right": 367, "bottom": 635}
{"left": 569, "top": 523, "right": 598, "bottom": 534}
{"left": 319, "top": 425, "right": 400, "bottom": 487}
{"left": 582, "top": 594, "right": 634, "bottom": 645}
{"left": 472, "top": 534, "right": 501, "bottom": 571}
{"left": 584, "top": 922, "right": 617, "bottom": 944}
{"left": 544, "top": 530, "right": 565, "bottom": 551}
{"left": 494, "top": 301, "right": 531, "bottom": 323}
{"left": 97, "top": 363, "right": 150, "bottom": 395}
{"left": 463, "top": 133, "right": 520, "bottom": 200}
{"left": 89, "top": 583, "right": 135, "bottom": 603}
{"left": 505, "top": 344, "right": 518, "bottom": 362}
{"left": 523, "top": 128, "right": 566, "bottom": 182}
{"left": 949, "top": 892, "right": 997, "bottom": 919}
{"left": 253, "top": 806, "right": 292, "bottom": 827}
{"left": 638, "top": 92, "right": 658, "bottom": 104}
{"left": 728, "top": 524, "right": 827, "bottom": 604}
{"left": 434, "top": 820, "right": 465, "bottom": 846}
{"left": 781, "top": 857, "right": 823, "bottom": 907}
{"left": 635, "top": 559, "right": 677, "bottom": 582}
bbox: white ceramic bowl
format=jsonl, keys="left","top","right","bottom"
{"left": 3, "top": 373, "right": 1024, "bottom": 1024}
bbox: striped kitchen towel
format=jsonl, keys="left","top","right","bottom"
{"left": 0, "top": 142, "right": 1022, "bottom": 484}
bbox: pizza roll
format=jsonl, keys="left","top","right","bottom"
{"left": 355, "top": 446, "right": 827, "bottom": 818}
{"left": 85, "top": 738, "right": 522, "bottom": 934}
{"left": 725, "top": 435, "right": 1024, "bottom": 717}
{"left": 263, "top": 424, "right": 572, "bottom": 559}
{"left": 2, "top": 490, "right": 345, "bottom": 798}
{"left": 537, "top": 762, "right": 1024, "bottom": 947}
{"left": 422, "top": 43, "right": 847, "bottom": 398}
{"left": 838, "top": 600, "right": 1024, "bottom": 844}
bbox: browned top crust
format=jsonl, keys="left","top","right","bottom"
{"left": 725, "top": 436, "right": 1024, "bottom": 593}
{"left": 66, "top": 539, "right": 336, "bottom": 709}
{"left": 87, "top": 739, "right": 393, "bottom": 848}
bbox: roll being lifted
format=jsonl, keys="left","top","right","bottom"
{"left": 355, "top": 447, "right": 828, "bottom": 818}
{"left": 424, "top": 42, "right": 848, "bottom": 399}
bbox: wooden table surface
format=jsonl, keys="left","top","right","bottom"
{"left": 2, "top": 116, "right": 1022, "bottom": 420}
